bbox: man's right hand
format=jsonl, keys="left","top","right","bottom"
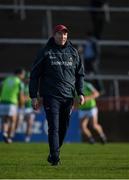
{"left": 79, "top": 95, "right": 85, "bottom": 105}
{"left": 31, "top": 98, "right": 43, "bottom": 111}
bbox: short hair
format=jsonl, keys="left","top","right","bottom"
{"left": 14, "top": 67, "right": 25, "bottom": 75}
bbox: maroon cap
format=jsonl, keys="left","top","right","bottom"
{"left": 53, "top": 24, "right": 68, "bottom": 34}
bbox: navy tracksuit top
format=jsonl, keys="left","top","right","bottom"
{"left": 29, "top": 37, "right": 84, "bottom": 99}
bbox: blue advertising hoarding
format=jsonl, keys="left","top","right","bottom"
{"left": 0, "top": 110, "right": 82, "bottom": 142}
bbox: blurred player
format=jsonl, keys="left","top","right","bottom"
{"left": 24, "top": 72, "right": 35, "bottom": 142}
{"left": 90, "top": 0, "right": 110, "bottom": 40}
{"left": 78, "top": 81, "right": 107, "bottom": 144}
{"left": 0, "top": 68, "right": 25, "bottom": 143}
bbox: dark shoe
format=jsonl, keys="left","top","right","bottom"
{"left": 2, "top": 134, "right": 8, "bottom": 143}
{"left": 47, "top": 154, "right": 60, "bottom": 166}
{"left": 47, "top": 154, "right": 53, "bottom": 164}
{"left": 51, "top": 160, "right": 61, "bottom": 166}
{"left": 100, "top": 136, "right": 107, "bottom": 144}
{"left": 88, "top": 137, "right": 95, "bottom": 144}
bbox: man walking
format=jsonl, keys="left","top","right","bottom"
{"left": 29, "top": 24, "right": 84, "bottom": 165}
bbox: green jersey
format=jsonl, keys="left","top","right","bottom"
{"left": 79, "top": 82, "right": 96, "bottom": 110}
{"left": 0, "top": 82, "right": 2, "bottom": 101}
{"left": 1, "top": 76, "right": 23, "bottom": 105}
{"left": 24, "top": 84, "right": 32, "bottom": 108}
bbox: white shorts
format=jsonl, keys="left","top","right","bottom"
{"left": 18, "top": 107, "right": 35, "bottom": 120}
{"left": 78, "top": 107, "right": 98, "bottom": 119}
{"left": 24, "top": 107, "right": 34, "bottom": 114}
{"left": 0, "top": 103, "right": 18, "bottom": 116}
{"left": 24, "top": 108, "right": 35, "bottom": 120}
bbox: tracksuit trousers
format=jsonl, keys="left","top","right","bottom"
{"left": 43, "top": 96, "right": 73, "bottom": 162}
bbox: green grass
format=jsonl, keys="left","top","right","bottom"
{"left": 0, "top": 143, "right": 129, "bottom": 179}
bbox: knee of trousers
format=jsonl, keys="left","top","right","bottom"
{"left": 48, "top": 128, "right": 59, "bottom": 135}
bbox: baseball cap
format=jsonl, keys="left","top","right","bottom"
{"left": 53, "top": 24, "right": 68, "bottom": 34}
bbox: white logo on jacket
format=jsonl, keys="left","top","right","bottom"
{"left": 49, "top": 51, "right": 73, "bottom": 66}
{"left": 51, "top": 61, "right": 72, "bottom": 66}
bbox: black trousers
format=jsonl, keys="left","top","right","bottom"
{"left": 43, "top": 96, "right": 73, "bottom": 161}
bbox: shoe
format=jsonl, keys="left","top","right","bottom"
{"left": 2, "top": 133, "right": 8, "bottom": 143}
{"left": 47, "top": 154, "right": 60, "bottom": 166}
{"left": 7, "top": 138, "right": 13, "bottom": 144}
{"left": 51, "top": 160, "right": 61, "bottom": 166}
{"left": 100, "top": 136, "right": 107, "bottom": 144}
{"left": 47, "top": 154, "right": 53, "bottom": 164}
{"left": 88, "top": 137, "right": 95, "bottom": 144}
{"left": 25, "top": 136, "right": 31, "bottom": 143}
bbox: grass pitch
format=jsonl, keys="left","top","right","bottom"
{"left": 0, "top": 142, "right": 129, "bottom": 179}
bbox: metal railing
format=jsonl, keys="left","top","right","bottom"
{"left": 85, "top": 74, "right": 129, "bottom": 111}
{"left": 0, "top": 3, "right": 129, "bottom": 45}
{"left": 0, "top": 38, "right": 129, "bottom": 46}
{"left": 1, "top": 4, "right": 129, "bottom": 12}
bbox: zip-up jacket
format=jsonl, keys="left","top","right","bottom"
{"left": 29, "top": 37, "right": 84, "bottom": 99}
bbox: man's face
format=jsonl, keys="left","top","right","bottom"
{"left": 54, "top": 31, "right": 68, "bottom": 46}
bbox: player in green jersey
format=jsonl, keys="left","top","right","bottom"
{"left": 78, "top": 81, "right": 107, "bottom": 144}
{"left": 24, "top": 72, "right": 35, "bottom": 142}
{"left": 0, "top": 68, "right": 25, "bottom": 143}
